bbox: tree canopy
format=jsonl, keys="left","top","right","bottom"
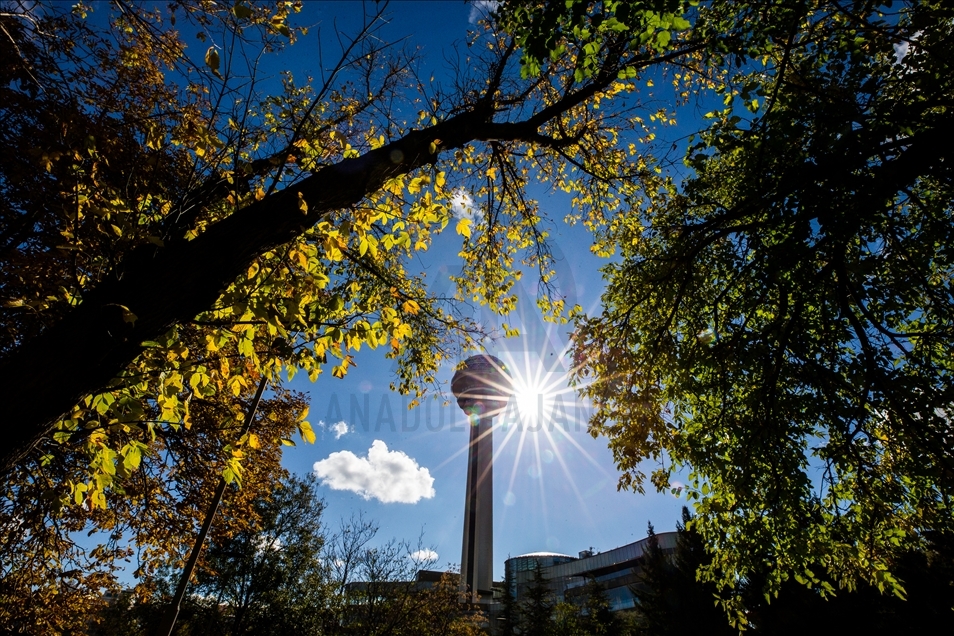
{"left": 0, "top": 0, "right": 696, "bottom": 490}
{"left": 96, "top": 477, "right": 483, "bottom": 636}
{"left": 0, "top": 1, "right": 700, "bottom": 627}
{"left": 564, "top": 0, "right": 954, "bottom": 611}
{"left": 631, "top": 508, "right": 954, "bottom": 634}
{"left": 3, "top": 0, "right": 953, "bottom": 623}
{"left": 0, "top": 381, "right": 308, "bottom": 633}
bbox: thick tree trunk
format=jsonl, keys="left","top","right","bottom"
{"left": 0, "top": 110, "right": 495, "bottom": 474}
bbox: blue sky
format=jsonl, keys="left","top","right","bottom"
{"left": 276, "top": 1, "right": 688, "bottom": 580}
{"left": 281, "top": 223, "right": 687, "bottom": 580}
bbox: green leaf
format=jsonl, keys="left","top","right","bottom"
{"left": 73, "top": 482, "right": 88, "bottom": 505}
{"left": 122, "top": 445, "right": 142, "bottom": 471}
{"left": 232, "top": 3, "right": 252, "bottom": 19}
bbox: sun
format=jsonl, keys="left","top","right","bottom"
{"left": 506, "top": 352, "right": 565, "bottom": 428}
{"left": 513, "top": 376, "right": 550, "bottom": 425}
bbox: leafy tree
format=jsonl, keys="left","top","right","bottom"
{"left": 322, "top": 513, "right": 482, "bottom": 636}
{"left": 498, "top": 565, "right": 520, "bottom": 636}
{"left": 393, "top": 574, "right": 485, "bottom": 636}
{"left": 627, "top": 509, "right": 954, "bottom": 635}
{"left": 669, "top": 508, "right": 734, "bottom": 635}
{"left": 520, "top": 564, "right": 554, "bottom": 636}
{"left": 742, "top": 530, "right": 954, "bottom": 635}
{"left": 549, "top": 578, "right": 623, "bottom": 636}
{"left": 164, "top": 473, "right": 332, "bottom": 636}
{"left": 552, "top": 601, "right": 584, "bottom": 636}
{"left": 578, "top": 578, "right": 622, "bottom": 636}
{"left": 497, "top": 0, "right": 695, "bottom": 78}
{"left": 0, "top": 0, "right": 707, "bottom": 487}
{"left": 630, "top": 523, "right": 673, "bottom": 635}
{"left": 632, "top": 512, "right": 735, "bottom": 636}
{"left": 0, "top": 381, "right": 307, "bottom": 635}
{"left": 97, "top": 484, "right": 482, "bottom": 636}
{"left": 96, "top": 475, "right": 331, "bottom": 636}
{"left": 568, "top": 0, "right": 954, "bottom": 608}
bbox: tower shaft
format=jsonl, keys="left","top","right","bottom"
{"left": 451, "top": 354, "right": 511, "bottom": 604}
{"left": 461, "top": 413, "right": 493, "bottom": 601}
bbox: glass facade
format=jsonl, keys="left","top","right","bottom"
{"left": 504, "top": 532, "right": 678, "bottom": 612}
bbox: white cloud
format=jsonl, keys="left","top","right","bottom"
{"left": 312, "top": 440, "right": 436, "bottom": 504}
{"left": 893, "top": 31, "right": 921, "bottom": 66}
{"left": 316, "top": 420, "right": 351, "bottom": 439}
{"left": 330, "top": 420, "right": 350, "bottom": 439}
{"left": 450, "top": 188, "right": 481, "bottom": 221}
{"left": 468, "top": 0, "right": 500, "bottom": 25}
{"left": 410, "top": 549, "right": 438, "bottom": 563}
{"left": 893, "top": 41, "right": 909, "bottom": 65}
{"left": 253, "top": 534, "right": 282, "bottom": 554}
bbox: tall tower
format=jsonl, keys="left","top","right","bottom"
{"left": 451, "top": 355, "right": 512, "bottom": 603}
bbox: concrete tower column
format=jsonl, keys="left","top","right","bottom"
{"left": 451, "top": 355, "right": 512, "bottom": 603}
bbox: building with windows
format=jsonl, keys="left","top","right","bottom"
{"left": 503, "top": 531, "right": 678, "bottom": 612}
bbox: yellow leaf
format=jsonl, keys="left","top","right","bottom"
{"left": 229, "top": 375, "right": 247, "bottom": 396}
{"left": 456, "top": 217, "right": 472, "bottom": 238}
{"left": 407, "top": 175, "right": 429, "bottom": 194}
{"left": 402, "top": 299, "right": 421, "bottom": 315}
{"left": 299, "top": 421, "right": 316, "bottom": 444}
{"left": 486, "top": 166, "right": 497, "bottom": 180}
{"left": 297, "top": 192, "right": 308, "bottom": 214}
{"left": 117, "top": 305, "right": 137, "bottom": 325}
{"left": 248, "top": 433, "right": 260, "bottom": 449}
{"left": 205, "top": 47, "right": 221, "bottom": 77}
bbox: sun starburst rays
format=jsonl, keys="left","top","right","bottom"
{"left": 489, "top": 345, "right": 609, "bottom": 533}
{"left": 437, "top": 326, "right": 615, "bottom": 539}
